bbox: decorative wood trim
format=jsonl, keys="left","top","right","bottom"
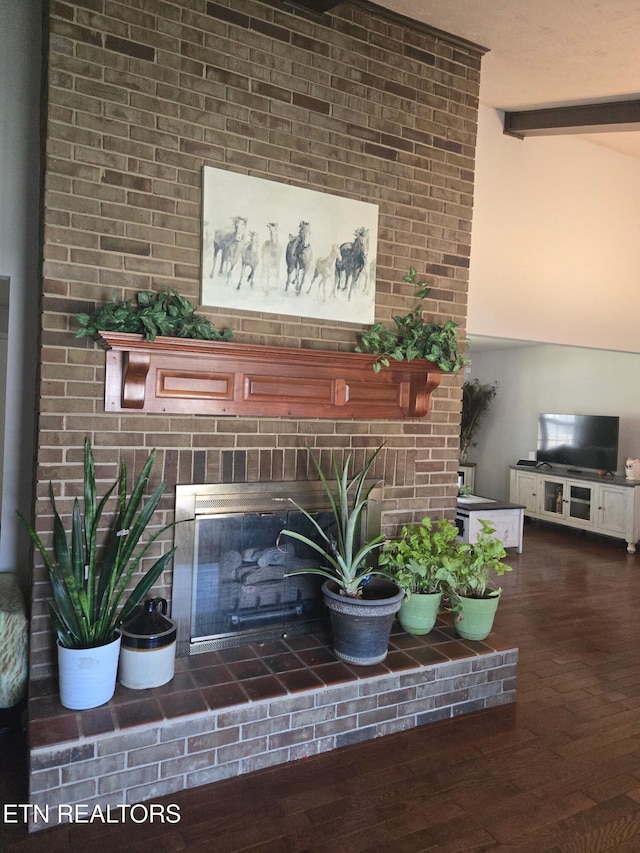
{"left": 97, "top": 333, "right": 444, "bottom": 420}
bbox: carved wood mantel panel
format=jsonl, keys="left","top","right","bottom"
{"left": 97, "top": 333, "right": 444, "bottom": 420}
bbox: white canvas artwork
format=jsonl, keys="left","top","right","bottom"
{"left": 200, "top": 166, "right": 378, "bottom": 324}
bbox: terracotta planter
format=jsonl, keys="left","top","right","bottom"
{"left": 322, "top": 578, "right": 403, "bottom": 666}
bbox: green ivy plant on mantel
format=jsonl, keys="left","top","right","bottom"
{"left": 355, "top": 267, "right": 467, "bottom": 373}
{"left": 75, "top": 276, "right": 465, "bottom": 375}
{"left": 75, "top": 289, "right": 233, "bottom": 343}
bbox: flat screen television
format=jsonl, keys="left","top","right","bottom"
{"left": 536, "top": 413, "right": 619, "bottom": 473}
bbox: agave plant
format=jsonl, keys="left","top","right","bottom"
{"left": 18, "top": 438, "right": 176, "bottom": 649}
{"left": 279, "top": 445, "right": 387, "bottom": 598}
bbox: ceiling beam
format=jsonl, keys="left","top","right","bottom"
{"left": 504, "top": 99, "right": 640, "bottom": 138}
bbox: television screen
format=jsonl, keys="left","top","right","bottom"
{"left": 536, "top": 413, "right": 619, "bottom": 473}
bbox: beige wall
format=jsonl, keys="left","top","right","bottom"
{"left": 468, "top": 105, "right": 640, "bottom": 351}
{"left": 465, "top": 343, "right": 640, "bottom": 501}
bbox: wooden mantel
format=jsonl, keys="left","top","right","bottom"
{"left": 97, "top": 333, "right": 444, "bottom": 420}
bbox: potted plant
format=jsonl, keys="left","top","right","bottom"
{"left": 18, "top": 438, "right": 177, "bottom": 709}
{"left": 279, "top": 445, "right": 404, "bottom": 666}
{"left": 355, "top": 267, "right": 467, "bottom": 373}
{"left": 459, "top": 378, "right": 497, "bottom": 464}
{"left": 445, "top": 520, "right": 512, "bottom": 641}
{"left": 75, "top": 288, "right": 233, "bottom": 342}
{"left": 378, "top": 517, "right": 459, "bottom": 635}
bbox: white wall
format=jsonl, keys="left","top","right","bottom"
{"left": 468, "top": 106, "right": 640, "bottom": 352}
{"left": 0, "top": 0, "right": 41, "bottom": 586}
{"left": 465, "top": 343, "right": 640, "bottom": 501}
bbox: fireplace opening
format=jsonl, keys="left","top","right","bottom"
{"left": 171, "top": 481, "right": 382, "bottom": 655}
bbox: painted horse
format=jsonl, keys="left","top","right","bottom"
{"left": 335, "top": 226, "right": 369, "bottom": 300}
{"left": 285, "top": 221, "right": 313, "bottom": 294}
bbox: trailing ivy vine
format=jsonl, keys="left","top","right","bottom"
{"left": 75, "top": 289, "right": 233, "bottom": 343}
{"left": 355, "top": 267, "right": 467, "bottom": 373}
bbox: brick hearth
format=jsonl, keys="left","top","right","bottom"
{"left": 28, "top": 617, "right": 517, "bottom": 830}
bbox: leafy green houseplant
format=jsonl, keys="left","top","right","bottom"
{"left": 445, "top": 520, "right": 512, "bottom": 641}
{"left": 75, "top": 288, "right": 233, "bottom": 343}
{"left": 459, "top": 378, "right": 498, "bottom": 463}
{"left": 379, "top": 517, "right": 460, "bottom": 635}
{"left": 279, "top": 445, "right": 404, "bottom": 666}
{"left": 379, "top": 516, "right": 459, "bottom": 596}
{"left": 355, "top": 267, "right": 467, "bottom": 373}
{"left": 18, "top": 438, "right": 176, "bottom": 650}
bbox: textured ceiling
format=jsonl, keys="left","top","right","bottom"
{"left": 374, "top": 0, "right": 640, "bottom": 159}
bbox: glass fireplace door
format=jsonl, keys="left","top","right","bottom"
{"left": 191, "top": 509, "right": 329, "bottom": 646}
{"left": 171, "top": 480, "right": 381, "bottom": 656}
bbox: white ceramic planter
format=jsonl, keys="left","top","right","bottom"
{"left": 57, "top": 631, "right": 121, "bottom": 710}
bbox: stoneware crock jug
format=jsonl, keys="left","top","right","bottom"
{"left": 118, "top": 597, "right": 177, "bottom": 690}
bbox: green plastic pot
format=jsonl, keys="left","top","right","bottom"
{"left": 453, "top": 591, "right": 501, "bottom": 641}
{"left": 397, "top": 591, "right": 442, "bottom": 635}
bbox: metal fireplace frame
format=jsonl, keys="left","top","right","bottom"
{"left": 171, "top": 480, "right": 382, "bottom": 656}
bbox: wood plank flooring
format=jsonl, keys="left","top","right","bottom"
{"left": 4, "top": 521, "right": 640, "bottom": 851}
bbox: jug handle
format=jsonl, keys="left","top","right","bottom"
{"left": 150, "top": 597, "right": 168, "bottom": 615}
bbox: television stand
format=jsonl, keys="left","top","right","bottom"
{"left": 509, "top": 465, "right": 640, "bottom": 553}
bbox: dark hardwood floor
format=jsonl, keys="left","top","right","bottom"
{"left": 5, "top": 521, "right": 640, "bottom": 852}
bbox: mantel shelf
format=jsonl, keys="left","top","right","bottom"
{"left": 97, "top": 332, "right": 444, "bottom": 420}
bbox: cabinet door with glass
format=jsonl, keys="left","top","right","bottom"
{"left": 566, "top": 481, "right": 594, "bottom": 527}
{"left": 539, "top": 477, "right": 568, "bottom": 520}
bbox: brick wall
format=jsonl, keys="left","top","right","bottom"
{"left": 32, "top": 0, "right": 482, "bottom": 679}
{"left": 29, "top": 649, "right": 517, "bottom": 826}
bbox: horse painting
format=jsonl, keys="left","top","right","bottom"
{"left": 335, "top": 226, "right": 369, "bottom": 300}
{"left": 307, "top": 244, "right": 340, "bottom": 302}
{"left": 261, "top": 222, "right": 281, "bottom": 293}
{"left": 237, "top": 231, "right": 260, "bottom": 290}
{"left": 285, "top": 221, "right": 313, "bottom": 294}
{"left": 210, "top": 216, "right": 247, "bottom": 282}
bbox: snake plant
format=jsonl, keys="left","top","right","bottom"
{"left": 18, "top": 438, "right": 176, "bottom": 649}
